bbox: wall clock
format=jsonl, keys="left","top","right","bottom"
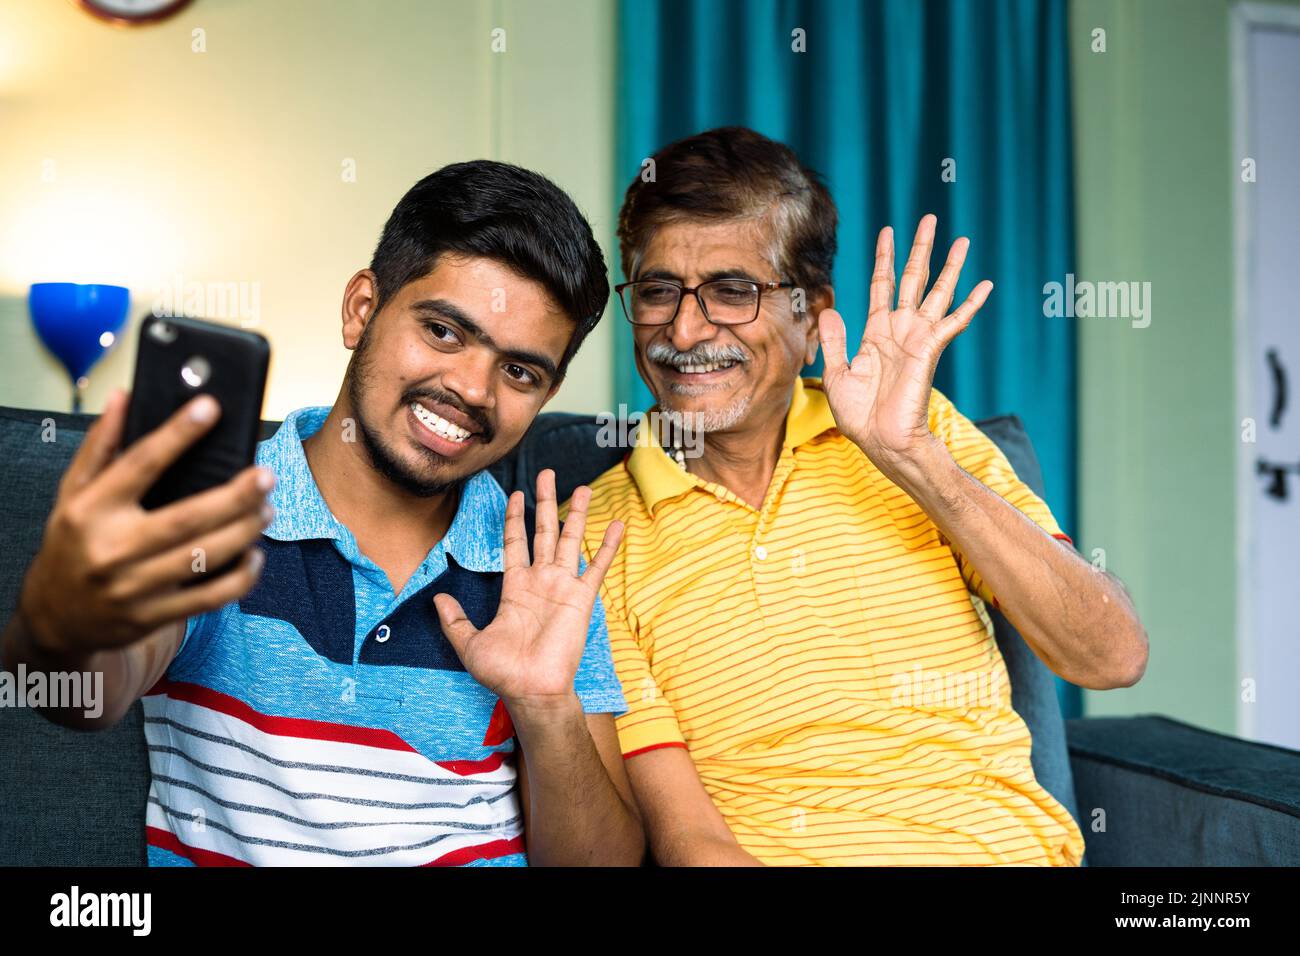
{"left": 76, "top": 0, "right": 194, "bottom": 26}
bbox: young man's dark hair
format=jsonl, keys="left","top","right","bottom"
{"left": 369, "top": 160, "right": 609, "bottom": 378}
{"left": 616, "top": 126, "right": 838, "bottom": 301}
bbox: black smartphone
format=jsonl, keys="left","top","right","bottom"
{"left": 122, "top": 315, "right": 270, "bottom": 512}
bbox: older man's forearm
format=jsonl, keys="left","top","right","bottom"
{"left": 510, "top": 696, "right": 645, "bottom": 865}
{"left": 880, "top": 439, "right": 1148, "bottom": 689}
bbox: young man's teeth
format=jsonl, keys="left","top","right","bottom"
{"left": 411, "top": 403, "right": 471, "bottom": 442}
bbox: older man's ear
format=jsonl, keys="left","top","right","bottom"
{"left": 803, "top": 286, "right": 836, "bottom": 366}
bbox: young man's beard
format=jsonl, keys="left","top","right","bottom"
{"left": 344, "top": 323, "right": 470, "bottom": 500}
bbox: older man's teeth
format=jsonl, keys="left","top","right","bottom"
{"left": 677, "top": 360, "right": 738, "bottom": 373}
{"left": 411, "top": 402, "right": 471, "bottom": 442}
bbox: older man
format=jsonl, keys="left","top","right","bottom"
{"left": 576, "top": 126, "right": 1147, "bottom": 866}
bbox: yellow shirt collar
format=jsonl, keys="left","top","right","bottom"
{"left": 626, "top": 376, "right": 838, "bottom": 514}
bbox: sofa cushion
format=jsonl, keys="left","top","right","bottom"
{"left": 1068, "top": 715, "right": 1300, "bottom": 865}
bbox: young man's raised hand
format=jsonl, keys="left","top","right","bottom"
{"left": 433, "top": 468, "right": 623, "bottom": 712}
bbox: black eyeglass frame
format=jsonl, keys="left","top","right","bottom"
{"left": 614, "top": 278, "right": 797, "bottom": 327}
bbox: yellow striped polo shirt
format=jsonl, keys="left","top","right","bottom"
{"left": 576, "top": 377, "right": 1085, "bottom": 866}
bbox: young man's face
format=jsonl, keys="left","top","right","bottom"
{"left": 341, "top": 254, "right": 571, "bottom": 496}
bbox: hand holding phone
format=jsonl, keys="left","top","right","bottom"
{"left": 14, "top": 316, "right": 274, "bottom": 663}
{"left": 16, "top": 389, "right": 273, "bottom": 663}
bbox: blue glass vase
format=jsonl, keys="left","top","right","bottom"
{"left": 28, "top": 282, "right": 130, "bottom": 413}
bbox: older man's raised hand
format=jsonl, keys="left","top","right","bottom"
{"left": 816, "top": 214, "right": 993, "bottom": 476}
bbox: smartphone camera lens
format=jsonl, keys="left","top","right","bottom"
{"left": 149, "top": 320, "right": 178, "bottom": 344}
{"left": 180, "top": 355, "right": 211, "bottom": 389}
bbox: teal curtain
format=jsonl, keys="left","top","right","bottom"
{"left": 615, "top": 0, "right": 1080, "bottom": 716}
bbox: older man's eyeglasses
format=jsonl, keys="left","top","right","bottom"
{"left": 615, "top": 278, "right": 796, "bottom": 327}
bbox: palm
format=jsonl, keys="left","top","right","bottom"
{"left": 452, "top": 565, "right": 599, "bottom": 700}
{"left": 433, "top": 470, "right": 623, "bottom": 706}
{"left": 818, "top": 215, "right": 992, "bottom": 469}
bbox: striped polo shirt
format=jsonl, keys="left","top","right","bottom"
{"left": 143, "top": 406, "right": 626, "bottom": 867}
{"left": 578, "top": 377, "right": 1085, "bottom": 866}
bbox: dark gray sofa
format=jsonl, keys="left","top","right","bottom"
{"left": 2, "top": 403, "right": 1297, "bottom": 866}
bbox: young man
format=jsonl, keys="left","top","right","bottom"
{"left": 578, "top": 127, "right": 1148, "bottom": 865}
{"left": 2, "top": 161, "right": 643, "bottom": 867}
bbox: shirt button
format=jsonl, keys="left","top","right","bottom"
{"left": 375, "top": 624, "right": 391, "bottom": 643}
{"left": 753, "top": 545, "right": 768, "bottom": 560}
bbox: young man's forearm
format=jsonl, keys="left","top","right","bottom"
{"left": 509, "top": 695, "right": 644, "bottom": 865}
{"left": 2, "top": 605, "right": 139, "bottom": 730}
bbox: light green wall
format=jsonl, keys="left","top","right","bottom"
{"left": 1071, "top": 0, "right": 1298, "bottom": 733}
{"left": 490, "top": 0, "right": 617, "bottom": 415}
{"left": 0, "top": 0, "right": 616, "bottom": 418}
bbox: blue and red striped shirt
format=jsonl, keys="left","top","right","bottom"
{"left": 143, "top": 406, "right": 627, "bottom": 866}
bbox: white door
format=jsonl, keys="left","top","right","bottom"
{"left": 1234, "top": 3, "right": 1300, "bottom": 749}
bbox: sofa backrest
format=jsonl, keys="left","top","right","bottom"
{"left": 0, "top": 403, "right": 1079, "bottom": 864}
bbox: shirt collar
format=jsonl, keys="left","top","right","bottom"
{"left": 439, "top": 471, "right": 508, "bottom": 573}
{"left": 258, "top": 406, "right": 347, "bottom": 543}
{"left": 627, "top": 376, "right": 838, "bottom": 515}
{"left": 257, "top": 406, "right": 506, "bottom": 572}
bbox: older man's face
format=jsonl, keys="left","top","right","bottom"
{"left": 630, "top": 219, "right": 821, "bottom": 434}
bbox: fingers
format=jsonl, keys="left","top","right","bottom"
{"left": 117, "top": 504, "right": 273, "bottom": 598}
{"left": 935, "top": 280, "right": 993, "bottom": 345}
{"left": 129, "top": 463, "right": 274, "bottom": 560}
{"left": 91, "top": 393, "right": 222, "bottom": 506}
{"left": 127, "top": 546, "right": 266, "bottom": 636}
{"left": 581, "top": 519, "right": 624, "bottom": 589}
{"left": 502, "top": 490, "right": 529, "bottom": 570}
{"left": 868, "top": 226, "right": 896, "bottom": 319}
{"left": 817, "top": 309, "right": 851, "bottom": 378}
{"left": 556, "top": 485, "right": 589, "bottom": 571}
{"left": 62, "top": 388, "right": 129, "bottom": 498}
{"left": 896, "top": 214, "right": 936, "bottom": 311}
{"left": 532, "top": 468, "right": 559, "bottom": 564}
{"left": 432, "top": 593, "right": 478, "bottom": 658}
{"left": 920, "top": 237, "right": 970, "bottom": 318}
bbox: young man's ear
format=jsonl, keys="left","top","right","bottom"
{"left": 342, "top": 269, "right": 380, "bottom": 350}
{"left": 803, "top": 286, "right": 836, "bottom": 366}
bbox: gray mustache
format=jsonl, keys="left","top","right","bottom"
{"left": 645, "top": 342, "right": 749, "bottom": 368}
